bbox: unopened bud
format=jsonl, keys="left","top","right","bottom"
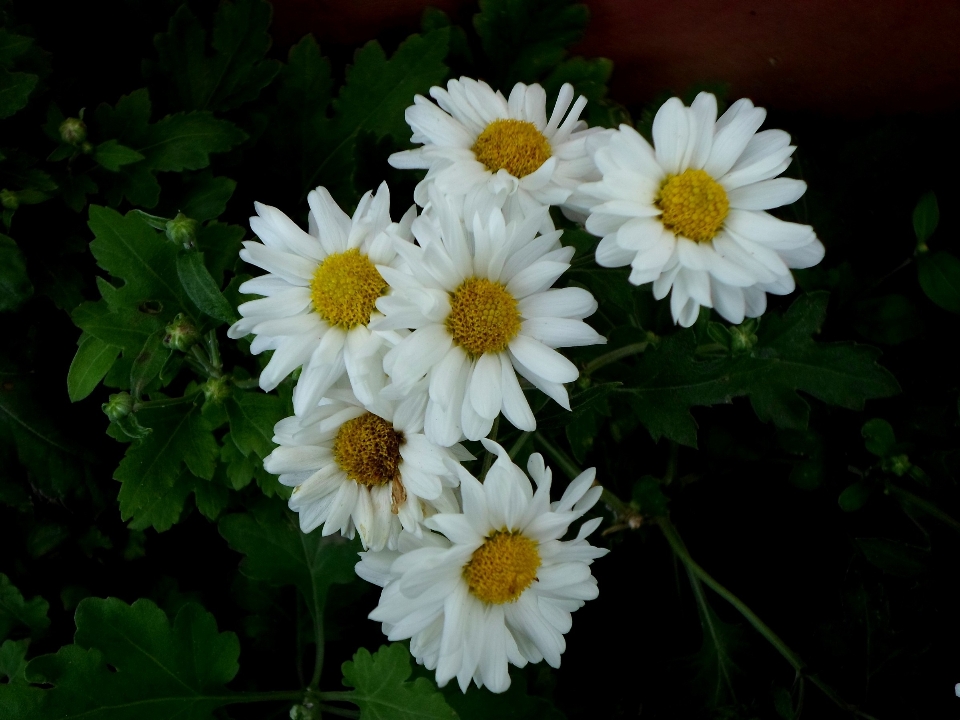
{"left": 103, "top": 392, "right": 134, "bottom": 421}
{"left": 59, "top": 117, "right": 87, "bottom": 146}
{"left": 882, "top": 453, "right": 911, "bottom": 477}
{"left": 1, "top": 189, "right": 19, "bottom": 210}
{"left": 163, "top": 313, "right": 199, "bottom": 352}
{"left": 165, "top": 213, "right": 198, "bottom": 249}
{"left": 202, "top": 376, "right": 230, "bottom": 404}
{"left": 730, "top": 320, "right": 759, "bottom": 353}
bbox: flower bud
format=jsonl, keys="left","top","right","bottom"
{"left": 1, "top": 189, "right": 19, "bottom": 210}
{"left": 163, "top": 313, "right": 199, "bottom": 352}
{"left": 59, "top": 117, "right": 87, "bottom": 146}
{"left": 882, "top": 453, "right": 911, "bottom": 477}
{"left": 165, "top": 213, "right": 198, "bottom": 249}
{"left": 730, "top": 319, "right": 759, "bottom": 354}
{"left": 102, "top": 392, "right": 134, "bottom": 421}
{"left": 202, "top": 376, "right": 230, "bottom": 404}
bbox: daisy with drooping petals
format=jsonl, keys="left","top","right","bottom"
{"left": 227, "top": 182, "right": 415, "bottom": 415}
{"left": 372, "top": 194, "right": 605, "bottom": 447}
{"left": 356, "top": 440, "right": 607, "bottom": 693}
{"left": 579, "top": 92, "right": 825, "bottom": 327}
{"left": 389, "top": 78, "right": 606, "bottom": 232}
{"left": 263, "top": 384, "right": 469, "bottom": 551}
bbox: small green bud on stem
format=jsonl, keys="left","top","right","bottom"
{"left": 59, "top": 117, "right": 87, "bottom": 145}
{"left": 202, "top": 376, "right": 230, "bottom": 404}
{"left": 166, "top": 213, "right": 198, "bottom": 249}
{"left": 103, "top": 391, "right": 134, "bottom": 421}
{"left": 164, "top": 313, "right": 200, "bottom": 351}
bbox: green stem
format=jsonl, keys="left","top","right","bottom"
{"left": 318, "top": 703, "right": 360, "bottom": 719}
{"left": 316, "top": 691, "right": 355, "bottom": 703}
{"left": 478, "top": 416, "right": 500, "bottom": 481}
{"left": 507, "top": 431, "right": 532, "bottom": 459}
{"left": 886, "top": 482, "right": 960, "bottom": 533}
{"left": 132, "top": 388, "right": 201, "bottom": 412}
{"left": 232, "top": 376, "right": 261, "bottom": 390}
{"left": 600, "top": 487, "right": 633, "bottom": 518}
{"left": 218, "top": 690, "right": 307, "bottom": 704}
{"left": 189, "top": 344, "right": 220, "bottom": 378}
{"left": 205, "top": 329, "right": 222, "bottom": 372}
{"left": 533, "top": 431, "right": 581, "bottom": 480}
{"left": 583, "top": 342, "right": 648, "bottom": 376}
{"left": 309, "top": 612, "right": 325, "bottom": 689}
{"left": 657, "top": 517, "right": 879, "bottom": 720}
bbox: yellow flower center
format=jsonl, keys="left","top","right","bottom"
{"left": 445, "top": 277, "right": 521, "bottom": 357}
{"left": 463, "top": 531, "right": 541, "bottom": 604}
{"left": 333, "top": 412, "right": 404, "bottom": 487}
{"left": 472, "top": 119, "right": 552, "bottom": 178}
{"left": 310, "top": 248, "right": 387, "bottom": 329}
{"left": 656, "top": 168, "right": 730, "bottom": 243}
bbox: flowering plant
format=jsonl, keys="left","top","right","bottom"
{"left": 0, "top": 0, "right": 955, "bottom": 718}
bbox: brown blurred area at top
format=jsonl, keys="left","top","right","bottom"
{"left": 271, "top": 0, "right": 960, "bottom": 116}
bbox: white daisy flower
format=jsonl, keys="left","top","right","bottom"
{"left": 580, "top": 92, "right": 825, "bottom": 327}
{"left": 263, "top": 384, "right": 469, "bottom": 551}
{"left": 227, "top": 182, "right": 416, "bottom": 414}
{"left": 356, "top": 440, "right": 608, "bottom": 693}
{"left": 372, "top": 195, "right": 606, "bottom": 447}
{"left": 389, "top": 77, "right": 606, "bottom": 232}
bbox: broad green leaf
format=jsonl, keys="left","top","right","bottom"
{"left": 0, "top": 68, "right": 37, "bottom": 119}
{"left": 138, "top": 113, "right": 246, "bottom": 172}
{"left": 618, "top": 293, "right": 900, "bottom": 447}
{"left": 179, "top": 172, "right": 236, "bottom": 222}
{"left": 153, "top": 0, "right": 280, "bottom": 111}
{"left": 193, "top": 477, "right": 229, "bottom": 520}
{"left": 340, "top": 644, "right": 458, "bottom": 720}
{"left": 195, "top": 222, "right": 244, "bottom": 287}
{"left": 0, "top": 29, "right": 33, "bottom": 67}
{"left": 87, "top": 205, "right": 194, "bottom": 315}
{"left": 218, "top": 500, "right": 359, "bottom": 629}
{"left": 115, "top": 402, "right": 218, "bottom": 531}
{"left": 912, "top": 190, "right": 938, "bottom": 243}
{"left": 917, "top": 251, "right": 960, "bottom": 313}
{"left": 67, "top": 335, "right": 120, "bottom": 402}
{"left": 861, "top": 418, "right": 895, "bottom": 457}
{"left": 176, "top": 252, "right": 237, "bottom": 324}
{"left": 855, "top": 538, "right": 927, "bottom": 577}
{"left": 129, "top": 331, "right": 171, "bottom": 398}
{"left": 0, "top": 234, "right": 33, "bottom": 312}
{"left": 93, "top": 140, "right": 145, "bottom": 172}
{"left": 838, "top": 481, "right": 872, "bottom": 512}
{"left": 226, "top": 389, "right": 285, "bottom": 459}
{"left": 0, "top": 575, "right": 50, "bottom": 642}
{"left": 22, "top": 598, "right": 240, "bottom": 719}
{"left": 474, "top": 0, "right": 588, "bottom": 86}
{"left": 305, "top": 29, "right": 450, "bottom": 198}
{"left": 72, "top": 301, "right": 165, "bottom": 353}
{"left": 0, "top": 639, "right": 29, "bottom": 684}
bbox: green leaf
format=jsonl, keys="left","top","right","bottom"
{"left": 838, "top": 481, "right": 873, "bottom": 512}
{"left": 474, "top": 0, "right": 588, "bottom": 86}
{"left": 0, "top": 68, "right": 38, "bottom": 119}
{"left": 195, "top": 222, "right": 244, "bottom": 288}
{"left": 176, "top": 252, "right": 237, "bottom": 324}
{"left": 861, "top": 418, "right": 895, "bottom": 457}
{"left": 0, "top": 29, "right": 34, "bottom": 67}
{"left": 178, "top": 172, "right": 236, "bottom": 222}
{"left": 439, "top": 671, "right": 564, "bottom": 720}
{"left": 114, "top": 402, "right": 218, "bottom": 531}
{"left": 912, "top": 190, "right": 939, "bottom": 243}
{"left": 93, "top": 140, "right": 145, "bottom": 172}
{"left": 87, "top": 205, "right": 195, "bottom": 315}
{"left": 22, "top": 598, "right": 240, "bottom": 719}
{"left": 619, "top": 293, "right": 900, "bottom": 447}
{"left": 691, "top": 587, "right": 743, "bottom": 708}
{"left": 138, "top": 113, "right": 246, "bottom": 172}
{"left": 218, "top": 500, "right": 359, "bottom": 627}
{"left": 129, "top": 331, "right": 171, "bottom": 398}
{"left": 67, "top": 334, "right": 120, "bottom": 402}
{"left": 851, "top": 294, "right": 923, "bottom": 345}
{"left": 0, "top": 574, "right": 50, "bottom": 642}
{"left": 226, "top": 389, "right": 285, "bottom": 459}
{"left": 72, "top": 301, "right": 165, "bottom": 353}
{"left": 0, "top": 639, "right": 29, "bottom": 684}
{"left": 0, "top": 234, "right": 33, "bottom": 312}
{"left": 153, "top": 0, "right": 281, "bottom": 112}
{"left": 855, "top": 538, "right": 927, "bottom": 577}
{"left": 340, "top": 644, "right": 458, "bottom": 720}
{"left": 305, "top": 29, "right": 450, "bottom": 199}
{"left": 917, "top": 251, "right": 960, "bottom": 313}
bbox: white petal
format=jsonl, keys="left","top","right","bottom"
{"left": 727, "top": 178, "right": 806, "bottom": 210}
{"left": 652, "top": 97, "right": 690, "bottom": 175}
{"left": 508, "top": 335, "right": 578, "bottom": 383}
{"left": 499, "top": 353, "right": 535, "bottom": 432}
{"left": 469, "top": 352, "right": 503, "bottom": 420}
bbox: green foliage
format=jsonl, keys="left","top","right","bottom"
{"left": 340, "top": 644, "right": 458, "bottom": 720}
{"left": 176, "top": 252, "right": 237, "bottom": 324}
{"left": 917, "top": 251, "right": 960, "bottom": 313}
{"left": 66, "top": 335, "right": 120, "bottom": 402}
{"left": 0, "top": 575, "right": 49, "bottom": 642}
{"left": 0, "top": 233, "right": 31, "bottom": 311}
{"left": 618, "top": 293, "right": 899, "bottom": 447}
{"left": 912, "top": 190, "right": 938, "bottom": 245}
{"left": 0, "top": 28, "right": 37, "bottom": 120}
{"left": 17, "top": 598, "right": 240, "bottom": 719}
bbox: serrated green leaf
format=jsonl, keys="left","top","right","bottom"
{"left": 917, "top": 251, "right": 960, "bottom": 313}
{"left": 72, "top": 301, "right": 165, "bottom": 353}
{"left": 67, "top": 334, "right": 120, "bottom": 402}
{"left": 474, "top": 0, "right": 588, "bottom": 86}
{"left": 176, "top": 252, "right": 237, "bottom": 324}
{"left": 619, "top": 293, "right": 900, "bottom": 447}
{"left": 93, "top": 140, "right": 145, "bottom": 172}
{"left": 912, "top": 190, "right": 938, "bottom": 243}
{"left": 220, "top": 433, "right": 255, "bottom": 489}
{"left": 179, "top": 172, "right": 236, "bottom": 222}
{"left": 153, "top": 0, "right": 280, "bottom": 112}
{"left": 0, "top": 575, "right": 50, "bottom": 642}
{"left": 193, "top": 477, "right": 229, "bottom": 520}
{"left": 0, "top": 68, "right": 37, "bottom": 119}
{"left": 138, "top": 113, "right": 246, "bottom": 172}
{"left": 226, "top": 389, "right": 285, "bottom": 459}
{"left": 22, "top": 598, "right": 240, "bottom": 719}
{"left": 340, "top": 644, "right": 458, "bottom": 720}
{"left": 306, "top": 29, "right": 450, "bottom": 199}
{"left": 87, "top": 205, "right": 195, "bottom": 315}
{"left": 0, "top": 234, "right": 33, "bottom": 312}
{"left": 114, "top": 402, "right": 218, "bottom": 531}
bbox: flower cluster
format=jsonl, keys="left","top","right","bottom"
{"left": 229, "top": 79, "right": 821, "bottom": 691}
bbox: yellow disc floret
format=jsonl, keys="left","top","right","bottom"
{"left": 310, "top": 248, "right": 387, "bottom": 328}
{"left": 463, "top": 531, "right": 541, "bottom": 604}
{"left": 333, "top": 412, "right": 404, "bottom": 487}
{"left": 472, "top": 119, "right": 552, "bottom": 178}
{"left": 446, "top": 277, "right": 521, "bottom": 357}
{"left": 656, "top": 168, "right": 730, "bottom": 243}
